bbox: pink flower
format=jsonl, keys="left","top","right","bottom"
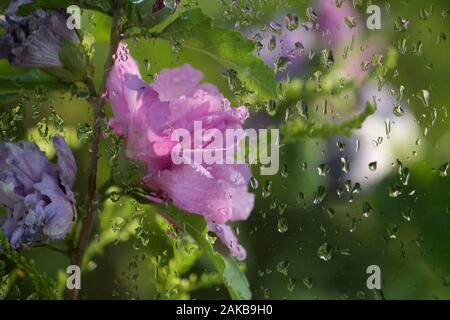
{"left": 107, "top": 43, "right": 254, "bottom": 260}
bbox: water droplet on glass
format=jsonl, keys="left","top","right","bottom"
{"left": 340, "top": 156, "right": 349, "bottom": 173}
{"left": 262, "top": 180, "right": 272, "bottom": 198}
{"left": 250, "top": 176, "right": 259, "bottom": 189}
{"left": 389, "top": 184, "right": 403, "bottom": 197}
{"left": 269, "top": 21, "right": 282, "bottom": 34}
{"left": 317, "top": 163, "right": 330, "bottom": 176}
{"left": 306, "top": 7, "right": 318, "bottom": 22}
{"left": 386, "top": 223, "right": 399, "bottom": 239}
{"left": 402, "top": 207, "right": 413, "bottom": 221}
{"left": 268, "top": 35, "right": 277, "bottom": 51}
{"left": 274, "top": 56, "right": 291, "bottom": 73}
{"left": 418, "top": 89, "right": 430, "bottom": 107}
{"left": 317, "top": 243, "right": 333, "bottom": 261}
{"left": 277, "top": 216, "right": 289, "bottom": 233}
{"left": 336, "top": 140, "right": 345, "bottom": 151}
{"left": 439, "top": 162, "right": 449, "bottom": 177}
{"left": 303, "top": 277, "right": 313, "bottom": 289}
{"left": 276, "top": 260, "right": 290, "bottom": 276}
{"left": 285, "top": 13, "right": 299, "bottom": 31}
{"left": 287, "top": 277, "right": 296, "bottom": 292}
{"left": 344, "top": 16, "right": 357, "bottom": 29}
{"left": 393, "top": 105, "right": 404, "bottom": 116}
{"left": 362, "top": 201, "right": 372, "bottom": 218}
{"left": 313, "top": 186, "right": 327, "bottom": 204}
{"left": 369, "top": 161, "right": 378, "bottom": 171}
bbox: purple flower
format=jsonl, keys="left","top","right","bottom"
{"left": 107, "top": 43, "right": 254, "bottom": 260}
{"left": 317, "top": 0, "right": 362, "bottom": 46}
{"left": 0, "top": 1, "right": 81, "bottom": 68}
{"left": 0, "top": 136, "right": 77, "bottom": 249}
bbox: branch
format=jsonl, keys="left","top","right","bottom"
{"left": 66, "top": 2, "right": 124, "bottom": 300}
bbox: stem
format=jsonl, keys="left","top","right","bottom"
{"left": 66, "top": 2, "right": 124, "bottom": 300}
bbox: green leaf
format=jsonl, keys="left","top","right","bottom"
{"left": 0, "top": 231, "right": 58, "bottom": 299}
{"left": 160, "top": 205, "right": 252, "bottom": 300}
{"left": 110, "top": 146, "right": 146, "bottom": 189}
{"left": 158, "top": 8, "right": 276, "bottom": 105}
{"left": 282, "top": 101, "right": 376, "bottom": 144}
{"left": 0, "top": 69, "right": 71, "bottom": 93}
{"left": 59, "top": 40, "right": 90, "bottom": 80}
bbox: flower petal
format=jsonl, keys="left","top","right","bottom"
{"left": 53, "top": 136, "right": 77, "bottom": 197}
{"left": 147, "top": 164, "right": 232, "bottom": 224}
{"left": 107, "top": 42, "right": 149, "bottom": 135}
{"left": 208, "top": 222, "right": 247, "bottom": 260}
{"left": 153, "top": 64, "right": 203, "bottom": 101}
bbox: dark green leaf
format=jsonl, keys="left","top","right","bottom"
{"left": 159, "top": 8, "right": 276, "bottom": 105}
{"left": 0, "top": 69, "right": 71, "bottom": 93}
{"left": 0, "top": 231, "right": 58, "bottom": 299}
{"left": 156, "top": 205, "right": 252, "bottom": 300}
{"left": 111, "top": 146, "right": 146, "bottom": 189}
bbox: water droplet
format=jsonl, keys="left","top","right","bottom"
{"left": 400, "top": 167, "right": 411, "bottom": 186}
{"left": 317, "top": 163, "right": 330, "bottom": 176}
{"left": 362, "top": 202, "right": 372, "bottom": 218}
{"left": 418, "top": 89, "right": 430, "bottom": 107}
{"left": 262, "top": 180, "right": 272, "bottom": 198}
{"left": 393, "top": 105, "right": 405, "bottom": 116}
{"left": 303, "top": 277, "right": 313, "bottom": 289}
{"left": 250, "top": 176, "right": 259, "bottom": 189}
{"left": 336, "top": 140, "right": 345, "bottom": 151}
{"left": 317, "top": 243, "right": 333, "bottom": 261}
{"left": 386, "top": 223, "right": 399, "bottom": 239}
{"left": 274, "top": 56, "right": 291, "bottom": 73}
{"left": 439, "top": 162, "right": 449, "bottom": 177}
{"left": 385, "top": 118, "right": 391, "bottom": 138}
{"left": 277, "top": 216, "right": 289, "bottom": 233}
{"left": 313, "top": 186, "right": 327, "bottom": 204}
{"left": 276, "top": 260, "right": 290, "bottom": 276}
{"left": 278, "top": 202, "right": 288, "bottom": 215}
{"left": 389, "top": 184, "right": 403, "bottom": 197}
{"left": 320, "top": 49, "right": 334, "bottom": 68}
{"left": 285, "top": 13, "right": 299, "bottom": 31}
{"left": 344, "top": 16, "right": 357, "bottom": 29}
{"left": 266, "top": 99, "right": 277, "bottom": 116}
{"left": 394, "top": 17, "right": 410, "bottom": 31}
{"left": 340, "top": 156, "right": 350, "bottom": 173}
{"left": 268, "top": 35, "right": 277, "bottom": 51}
{"left": 269, "top": 21, "right": 282, "bottom": 34}
{"left": 369, "top": 161, "right": 378, "bottom": 171}
{"left": 296, "top": 100, "right": 308, "bottom": 120}
{"left": 352, "top": 182, "right": 361, "bottom": 194}
{"left": 306, "top": 7, "right": 317, "bottom": 22}
{"left": 287, "top": 278, "right": 296, "bottom": 292}
{"left": 289, "top": 42, "right": 304, "bottom": 57}
{"left": 402, "top": 207, "right": 413, "bottom": 221}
